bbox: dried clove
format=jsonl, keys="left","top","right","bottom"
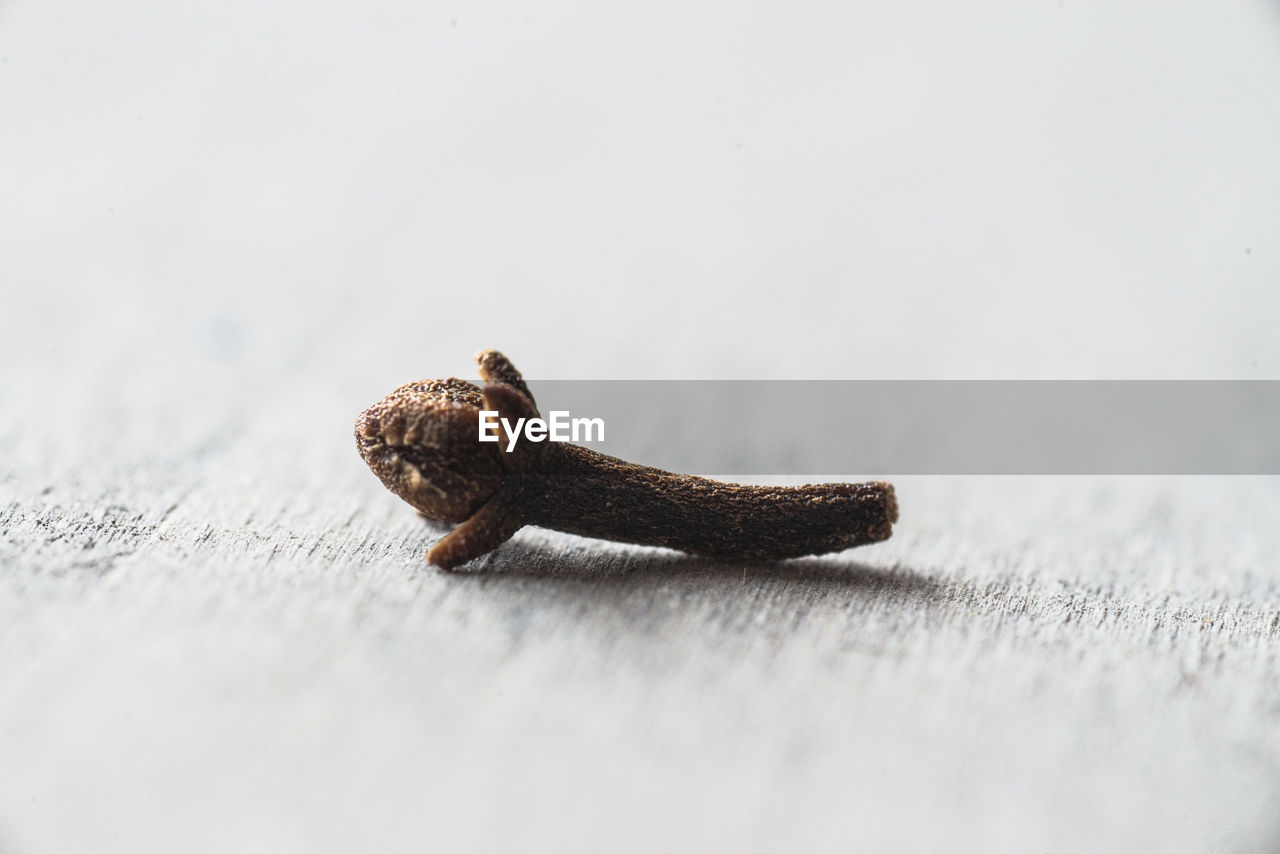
{"left": 355, "top": 350, "right": 898, "bottom": 570}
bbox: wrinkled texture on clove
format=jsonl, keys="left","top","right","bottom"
{"left": 355, "top": 350, "right": 898, "bottom": 570}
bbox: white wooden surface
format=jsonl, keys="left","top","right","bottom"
{"left": 3, "top": 2, "right": 1279, "bottom": 851}
{"left": 5, "top": 457, "right": 1280, "bottom": 853}
{"left": 4, "top": 336, "right": 1279, "bottom": 851}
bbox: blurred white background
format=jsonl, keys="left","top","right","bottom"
{"left": 3, "top": 0, "right": 1278, "bottom": 381}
